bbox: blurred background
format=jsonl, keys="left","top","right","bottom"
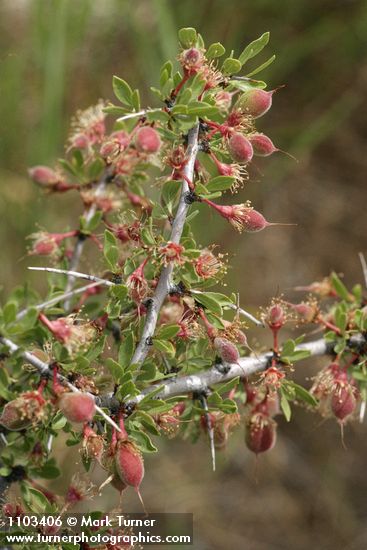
{"left": 1, "top": 1, "right": 367, "bottom": 548}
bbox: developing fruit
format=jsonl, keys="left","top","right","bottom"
{"left": 228, "top": 133, "right": 253, "bottom": 164}
{"left": 331, "top": 373, "right": 357, "bottom": 422}
{"left": 214, "top": 337, "right": 240, "bottom": 363}
{"left": 114, "top": 439, "right": 145, "bottom": 510}
{"left": 135, "top": 127, "right": 161, "bottom": 154}
{"left": 0, "top": 391, "right": 46, "bottom": 430}
{"left": 249, "top": 133, "right": 277, "bottom": 156}
{"left": 245, "top": 412, "right": 277, "bottom": 454}
{"left": 58, "top": 392, "right": 96, "bottom": 423}
{"left": 236, "top": 88, "right": 274, "bottom": 118}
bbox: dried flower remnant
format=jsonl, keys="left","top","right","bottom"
{"left": 68, "top": 101, "right": 106, "bottom": 150}
{"left": 194, "top": 248, "right": 225, "bottom": 279}
{"left": 126, "top": 258, "right": 149, "bottom": 303}
{"left": 27, "top": 231, "right": 77, "bottom": 257}
{"left": 159, "top": 242, "right": 185, "bottom": 265}
{"left": 38, "top": 313, "right": 97, "bottom": 356}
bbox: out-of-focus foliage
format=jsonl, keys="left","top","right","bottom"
{"left": 1, "top": 1, "right": 367, "bottom": 549}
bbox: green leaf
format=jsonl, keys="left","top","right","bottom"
{"left": 157, "top": 324, "right": 180, "bottom": 340}
{"left": 280, "top": 339, "right": 295, "bottom": 358}
{"left": 51, "top": 412, "right": 67, "bottom": 430}
{"left": 206, "top": 42, "right": 225, "bottom": 59}
{"left": 19, "top": 307, "right": 38, "bottom": 331}
{"left": 335, "top": 306, "right": 347, "bottom": 332}
{"left": 32, "top": 461, "right": 60, "bottom": 480}
{"left": 3, "top": 302, "right": 17, "bottom": 324}
{"left": 88, "top": 157, "right": 104, "bottom": 180}
{"left": 129, "top": 428, "right": 158, "bottom": 453}
{"left": 246, "top": 54, "right": 276, "bottom": 77}
{"left": 109, "top": 284, "right": 128, "bottom": 300}
{"left": 162, "top": 180, "right": 180, "bottom": 209}
{"left": 131, "top": 89, "right": 141, "bottom": 111}
{"left": 131, "top": 410, "right": 160, "bottom": 435}
{"left": 103, "top": 104, "right": 129, "bottom": 116}
{"left": 292, "top": 383, "right": 318, "bottom": 407}
{"left": 229, "top": 79, "right": 267, "bottom": 92}
{"left": 23, "top": 487, "right": 50, "bottom": 513}
{"left": 117, "top": 380, "right": 139, "bottom": 400}
{"left": 186, "top": 101, "right": 219, "bottom": 116}
{"left": 331, "top": 272, "right": 351, "bottom": 301}
{"left": 206, "top": 176, "right": 235, "bottom": 193}
{"left": 139, "top": 385, "right": 165, "bottom": 405}
{"left": 239, "top": 32, "right": 270, "bottom": 65}
{"left": 112, "top": 76, "right": 133, "bottom": 106}
{"left": 106, "top": 358, "right": 124, "bottom": 383}
{"left": 280, "top": 388, "right": 292, "bottom": 421}
{"left": 119, "top": 332, "right": 134, "bottom": 366}
{"left": 103, "top": 230, "right": 119, "bottom": 271}
{"left": 216, "top": 377, "right": 240, "bottom": 396}
{"left": 84, "top": 210, "right": 103, "bottom": 233}
{"left": 153, "top": 339, "right": 175, "bottom": 357}
{"left": 171, "top": 104, "right": 188, "bottom": 115}
{"left": 194, "top": 292, "right": 222, "bottom": 316}
{"left": 178, "top": 27, "right": 197, "bottom": 48}
{"left": 136, "top": 362, "right": 157, "bottom": 382}
{"left": 140, "top": 227, "right": 156, "bottom": 246}
{"left": 282, "top": 349, "right": 311, "bottom": 364}
{"left": 222, "top": 58, "right": 242, "bottom": 75}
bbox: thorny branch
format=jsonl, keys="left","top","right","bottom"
{"left": 129, "top": 124, "right": 200, "bottom": 366}
{"left": 0, "top": 336, "right": 121, "bottom": 433}
{"left": 99, "top": 333, "right": 366, "bottom": 406}
{"left": 63, "top": 171, "right": 111, "bottom": 309}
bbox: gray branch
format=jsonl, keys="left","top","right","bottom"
{"left": 0, "top": 336, "right": 121, "bottom": 433}
{"left": 97, "top": 333, "right": 365, "bottom": 408}
{"left": 63, "top": 171, "right": 110, "bottom": 309}
{"left": 16, "top": 281, "right": 102, "bottom": 321}
{"left": 130, "top": 124, "right": 199, "bottom": 366}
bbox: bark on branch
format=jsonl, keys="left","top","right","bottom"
{"left": 130, "top": 124, "right": 200, "bottom": 366}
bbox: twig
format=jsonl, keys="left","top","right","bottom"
{"left": 199, "top": 393, "right": 216, "bottom": 472}
{"left": 92, "top": 333, "right": 366, "bottom": 409}
{"left": 129, "top": 124, "right": 199, "bottom": 366}
{"left": 358, "top": 252, "right": 367, "bottom": 289}
{"left": 0, "top": 336, "right": 121, "bottom": 433}
{"left": 63, "top": 173, "right": 110, "bottom": 308}
{"left": 116, "top": 108, "right": 162, "bottom": 122}
{"left": 16, "top": 281, "right": 102, "bottom": 320}
{"left": 28, "top": 267, "right": 114, "bottom": 287}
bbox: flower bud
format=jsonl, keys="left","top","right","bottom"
{"left": 0, "top": 401, "right": 32, "bottom": 431}
{"left": 236, "top": 88, "right": 274, "bottom": 118}
{"left": 180, "top": 47, "right": 204, "bottom": 72}
{"left": 82, "top": 426, "right": 104, "bottom": 464}
{"left": 245, "top": 412, "right": 277, "bottom": 454}
{"left": 266, "top": 304, "right": 286, "bottom": 329}
{"left": 215, "top": 91, "right": 233, "bottom": 111}
{"left": 114, "top": 440, "right": 144, "bottom": 490}
{"left": 331, "top": 378, "right": 357, "bottom": 422}
{"left": 3, "top": 503, "right": 24, "bottom": 518}
{"left": 0, "top": 391, "right": 46, "bottom": 430}
{"left": 228, "top": 133, "right": 253, "bottom": 164}
{"left": 249, "top": 133, "right": 277, "bottom": 156}
{"left": 290, "top": 302, "right": 318, "bottom": 323}
{"left": 135, "top": 127, "right": 161, "bottom": 154}
{"left": 28, "top": 166, "right": 59, "bottom": 186}
{"left": 214, "top": 337, "right": 240, "bottom": 364}
{"left": 58, "top": 392, "right": 96, "bottom": 424}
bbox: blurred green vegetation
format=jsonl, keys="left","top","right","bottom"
{"left": 1, "top": 1, "right": 367, "bottom": 548}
